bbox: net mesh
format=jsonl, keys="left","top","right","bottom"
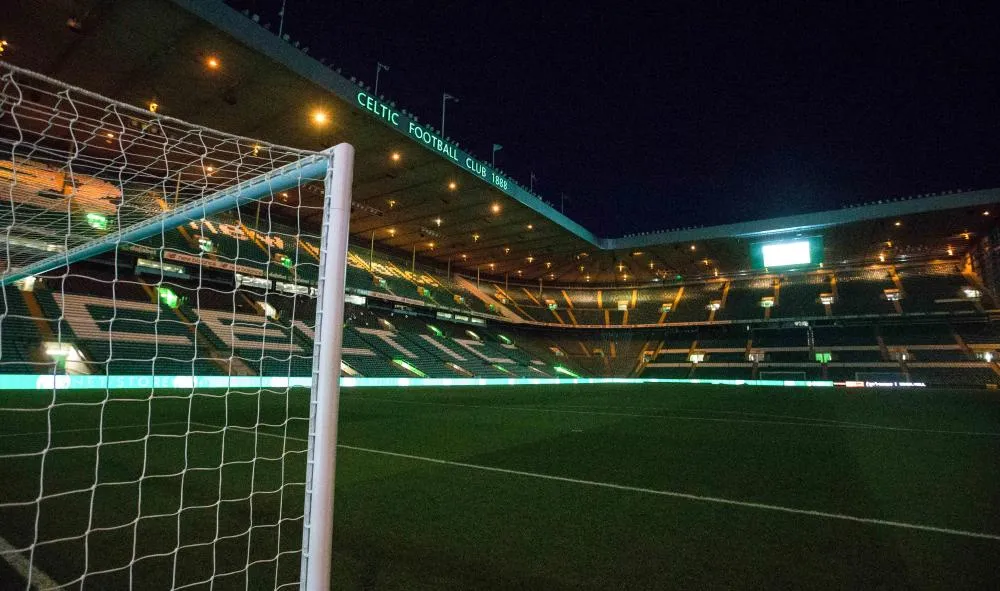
{"left": 0, "top": 62, "right": 334, "bottom": 589}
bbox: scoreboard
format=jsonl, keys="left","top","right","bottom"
{"left": 750, "top": 236, "right": 823, "bottom": 269}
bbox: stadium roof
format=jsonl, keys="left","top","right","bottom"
{"left": 3, "top": 0, "right": 999, "bottom": 284}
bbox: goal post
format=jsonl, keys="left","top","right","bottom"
{"left": 301, "top": 142, "right": 353, "bottom": 591}
{"left": 0, "top": 61, "right": 352, "bottom": 590}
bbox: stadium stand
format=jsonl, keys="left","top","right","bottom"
{"left": 4, "top": 182, "right": 1000, "bottom": 388}
{"left": 831, "top": 268, "right": 897, "bottom": 316}
{"left": 772, "top": 274, "right": 829, "bottom": 318}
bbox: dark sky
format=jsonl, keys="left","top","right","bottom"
{"left": 228, "top": 1, "right": 1000, "bottom": 237}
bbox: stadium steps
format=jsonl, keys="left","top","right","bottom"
{"left": 0, "top": 287, "right": 53, "bottom": 373}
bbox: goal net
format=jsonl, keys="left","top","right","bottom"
{"left": 0, "top": 62, "right": 352, "bottom": 589}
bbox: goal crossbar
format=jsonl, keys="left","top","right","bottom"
{"left": 0, "top": 153, "right": 329, "bottom": 286}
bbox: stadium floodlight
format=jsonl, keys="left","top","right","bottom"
{"left": 374, "top": 61, "right": 389, "bottom": 97}
{"left": 441, "top": 92, "right": 458, "bottom": 137}
{"left": 0, "top": 61, "right": 354, "bottom": 590}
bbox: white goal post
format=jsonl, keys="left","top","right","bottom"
{"left": 0, "top": 61, "right": 352, "bottom": 590}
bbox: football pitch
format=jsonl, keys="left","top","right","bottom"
{"left": 2, "top": 383, "right": 999, "bottom": 589}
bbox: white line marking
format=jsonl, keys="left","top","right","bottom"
{"left": 341, "top": 396, "right": 1000, "bottom": 437}
{"left": 336, "top": 444, "right": 1000, "bottom": 542}
{"left": 16, "top": 423, "right": 1000, "bottom": 542}
{"left": 557, "top": 404, "right": 881, "bottom": 427}
{"left": 0, "top": 533, "right": 61, "bottom": 590}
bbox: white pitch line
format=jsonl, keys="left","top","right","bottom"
{"left": 204, "top": 424, "right": 1000, "bottom": 542}
{"left": 337, "top": 444, "right": 1000, "bottom": 542}
{"left": 341, "top": 395, "right": 1000, "bottom": 438}
{"left": 557, "top": 404, "right": 881, "bottom": 427}
{"left": 0, "top": 533, "right": 61, "bottom": 590}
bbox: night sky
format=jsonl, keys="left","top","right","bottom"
{"left": 228, "top": 1, "right": 1000, "bottom": 237}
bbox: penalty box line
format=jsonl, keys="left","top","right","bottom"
{"left": 207, "top": 423, "right": 1000, "bottom": 543}
{"left": 338, "top": 444, "right": 1000, "bottom": 542}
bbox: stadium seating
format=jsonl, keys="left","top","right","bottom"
{"left": 5, "top": 207, "right": 1000, "bottom": 388}
{"left": 898, "top": 264, "right": 979, "bottom": 314}
{"left": 772, "top": 275, "right": 829, "bottom": 318}
{"left": 716, "top": 280, "right": 770, "bottom": 321}
{"left": 831, "top": 269, "right": 897, "bottom": 316}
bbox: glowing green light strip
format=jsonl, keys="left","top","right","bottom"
{"left": 0, "top": 374, "right": 876, "bottom": 391}
{"left": 553, "top": 366, "right": 580, "bottom": 378}
{"left": 392, "top": 359, "right": 428, "bottom": 378}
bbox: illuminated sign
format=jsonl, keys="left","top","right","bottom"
{"left": 762, "top": 241, "right": 810, "bottom": 266}
{"left": 750, "top": 236, "right": 823, "bottom": 270}
{"left": 356, "top": 91, "right": 510, "bottom": 192}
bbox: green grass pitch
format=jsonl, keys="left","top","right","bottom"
{"left": 1, "top": 384, "right": 999, "bottom": 589}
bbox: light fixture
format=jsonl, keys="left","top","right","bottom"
{"left": 526, "top": 224, "right": 533, "bottom": 230}
{"left": 448, "top": 181, "right": 458, "bottom": 190}
{"left": 984, "top": 210, "right": 991, "bottom": 216}
{"left": 387, "top": 199, "right": 396, "bottom": 208}
{"left": 205, "top": 56, "right": 220, "bottom": 70}
{"left": 461, "top": 254, "right": 468, "bottom": 260}
{"left": 252, "top": 144, "right": 261, "bottom": 156}
{"left": 85, "top": 212, "right": 108, "bottom": 230}
{"left": 388, "top": 228, "right": 396, "bottom": 237}
{"left": 105, "top": 132, "right": 114, "bottom": 139}
{"left": 472, "top": 233, "right": 480, "bottom": 242}
{"left": 148, "top": 100, "right": 159, "bottom": 113}
{"left": 0, "top": 40, "right": 8, "bottom": 56}
{"left": 689, "top": 244, "right": 696, "bottom": 251}
{"left": 434, "top": 217, "right": 442, "bottom": 226}
{"left": 157, "top": 287, "right": 181, "bottom": 309}
{"left": 878, "top": 253, "right": 886, "bottom": 262}
{"left": 527, "top": 256, "right": 534, "bottom": 263}
{"left": 504, "top": 246, "right": 511, "bottom": 254}
{"left": 391, "top": 152, "right": 401, "bottom": 162}
{"left": 311, "top": 109, "right": 329, "bottom": 126}
{"left": 545, "top": 262, "right": 552, "bottom": 268}
{"left": 894, "top": 220, "right": 902, "bottom": 227}
{"left": 491, "top": 203, "right": 501, "bottom": 214}
{"left": 947, "top": 246, "right": 954, "bottom": 256}
{"left": 428, "top": 242, "right": 435, "bottom": 249}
